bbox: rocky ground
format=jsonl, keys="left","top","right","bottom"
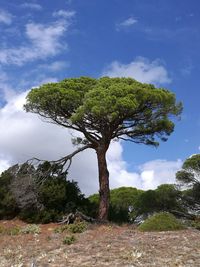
{"left": 0, "top": 219, "right": 200, "bottom": 267}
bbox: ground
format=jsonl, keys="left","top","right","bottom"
{"left": 0, "top": 219, "right": 200, "bottom": 267}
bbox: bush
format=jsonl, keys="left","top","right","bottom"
{"left": 68, "top": 222, "right": 87, "bottom": 233}
{"left": 0, "top": 226, "right": 21, "bottom": 235}
{"left": 138, "top": 212, "right": 185, "bottom": 232}
{"left": 21, "top": 224, "right": 41, "bottom": 234}
{"left": 0, "top": 163, "right": 92, "bottom": 223}
{"left": 63, "top": 235, "right": 76, "bottom": 245}
{"left": 0, "top": 171, "right": 19, "bottom": 219}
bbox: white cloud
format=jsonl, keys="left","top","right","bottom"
{"left": 20, "top": 3, "right": 42, "bottom": 10}
{"left": 0, "top": 14, "right": 74, "bottom": 65}
{"left": 0, "top": 90, "right": 98, "bottom": 195}
{"left": 116, "top": 17, "right": 138, "bottom": 30}
{"left": 103, "top": 57, "right": 171, "bottom": 85}
{"left": 198, "top": 146, "right": 200, "bottom": 151}
{"left": 139, "top": 159, "right": 182, "bottom": 190}
{"left": 53, "top": 10, "right": 76, "bottom": 18}
{"left": 107, "top": 142, "right": 141, "bottom": 189}
{"left": 0, "top": 9, "right": 13, "bottom": 25}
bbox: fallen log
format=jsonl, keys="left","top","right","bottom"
{"left": 58, "top": 211, "right": 97, "bottom": 224}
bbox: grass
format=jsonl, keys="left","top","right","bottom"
{"left": 138, "top": 212, "right": 185, "bottom": 232}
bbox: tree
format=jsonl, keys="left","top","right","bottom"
{"left": 24, "top": 76, "right": 182, "bottom": 220}
{"left": 89, "top": 187, "right": 143, "bottom": 222}
{"left": 176, "top": 154, "right": 200, "bottom": 211}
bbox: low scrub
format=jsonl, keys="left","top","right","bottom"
{"left": 21, "top": 224, "right": 41, "bottom": 234}
{"left": 138, "top": 212, "right": 185, "bottom": 232}
{"left": 68, "top": 222, "right": 87, "bottom": 233}
{"left": 63, "top": 235, "right": 76, "bottom": 245}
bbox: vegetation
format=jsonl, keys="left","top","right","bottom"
{"left": 89, "top": 185, "right": 185, "bottom": 223}
{"left": 176, "top": 154, "right": 200, "bottom": 212}
{"left": 0, "top": 170, "right": 18, "bottom": 219}
{"left": 138, "top": 212, "right": 185, "bottom": 232}
{"left": 0, "top": 163, "right": 91, "bottom": 223}
{"left": 20, "top": 224, "right": 41, "bottom": 234}
{"left": 25, "top": 76, "right": 182, "bottom": 220}
{"left": 68, "top": 222, "right": 87, "bottom": 233}
{"left": 132, "top": 184, "right": 184, "bottom": 219}
{"left": 63, "top": 235, "right": 76, "bottom": 245}
{"left": 89, "top": 187, "right": 143, "bottom": 222}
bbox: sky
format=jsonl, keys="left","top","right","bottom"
{"left": 0, "top": 0, "right": 200, "bottom": 195}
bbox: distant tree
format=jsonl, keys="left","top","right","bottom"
{"left": 132, "top": 184, "right": 184, "bottom": 220}
{"left": 176, "top": 154, "right": 200, "bottom": 211}
{"left": 25, "top": 76, "right": 182, "bottom": 220}
{"left": 155, "top": 184, "right": 182, "bottom": 211}
{"left": 89, "top": 187, "right": 143, "bottom": 222}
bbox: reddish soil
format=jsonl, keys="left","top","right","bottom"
{"left": 0, "top": 219, "right": 200, "bottom": 267}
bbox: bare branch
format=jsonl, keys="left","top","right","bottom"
{"left": 26, "top": 144, "right": 92, "bottom": 184}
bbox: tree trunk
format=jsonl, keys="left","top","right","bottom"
{"left": 96, "top": 146, "right": 110, "bottom": 221}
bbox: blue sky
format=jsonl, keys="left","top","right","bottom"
{"left": 0, "top": 0, "right": 199, "bottom": 194}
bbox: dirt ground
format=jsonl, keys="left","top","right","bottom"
{"left": 0, "top": 219, "right": 200, "bottom": 267}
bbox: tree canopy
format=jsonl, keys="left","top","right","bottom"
{"left": 25, "top": 77, "right": 182, "bottom": 147}
{"left": 25, "top": 76, "right": 182, "bottom": 220}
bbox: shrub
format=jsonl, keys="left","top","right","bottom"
{"left": 6, "top": 226, "right": 21, "bottom": 235}
{"left": 0, "top": 226, "right": 21, "bottom": 235}
{"left": 0, "top": 171, "right": 19, "bottom": 219}
{"left": 68, "top": 222, "right": 87, "bottom": 233}
{"left": 63, "top": 235, "right": 76, "bottom": 245}
{"left": 191, "top": 220, "right": 200, "bottom": 230}
{"left": 54, "top": 225, "right": 69, "bottom": 233}
{"left": 21, "top": 224, "right": 41, "bottom": 234}
{"left": 138, "top": 212, "right": 185, "bottom": 232}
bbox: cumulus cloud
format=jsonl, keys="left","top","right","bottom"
{"left": 139, "top": 159, "right": 182, "bottom": 190}
{"left": 0, "top": 90, "right": 98, "bottom": 195}
{"left": 20, "top": 3, "right": 42, "bottom": 10}
{"left": 0, "top": 9, "right": 13, "bottom": 25}
{"left": 116, "top": 17, "right": 138, "bottom": 30}
{"left": 102, "top": 57, "right": 171, "bottom": 85}
{"left": 0, "top": 90, "right": 181, "bottom": 195}
{"left": 0, "top": 13, "right": 75, "bottom": 65}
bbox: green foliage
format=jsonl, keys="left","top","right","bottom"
{"left": 54, "top": 222, "right": 87, "bottom": 234}
{"left": 133, "top": 184, "right": 184, "bottom": 219}
{"left": 0, "top": 226, "right": 21, "bottom": 235}
{"left": 6, "top": 226, "right": 21, "bottom": 235}
{"left": 191, "top": 220, "right": 200, "bottom": 230}
{"left": 0, "top": 163, "right": 91, "bottom": 223}
{"left": 138, "top": 212, "right": 185, "bottom": 232}
{"left": 54, "top": 225, "right": 69, "bottom": 233}
{"left": 176, "top": 154, "right": 200, "bottom": 209}
{"left": 25, "top": 77, "right": 182, "bottom": 147}
{"left": 0, "top": 170, "right": 19, "bottom": 219}
{"left": 21, "top": 224, "right": 41, "bottom": 234}
{"left": 89, "top": 187, "right": 143, "bottom": 222}
{"left": 68, "top": 222, "right": 87, "bottom": 233}
{"left": 63, "top": 235, "right": 76, "bottom": 245}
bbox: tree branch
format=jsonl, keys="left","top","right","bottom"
{"left": 26, "top": 144, "right": 92, "bottom": 184}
